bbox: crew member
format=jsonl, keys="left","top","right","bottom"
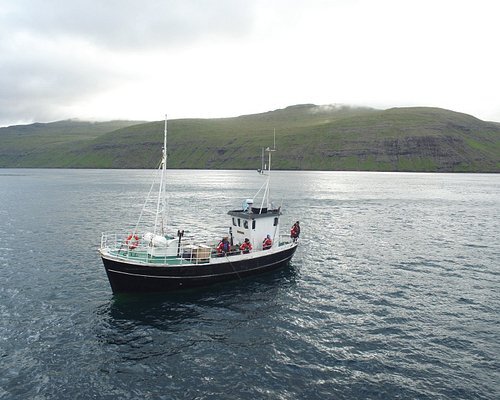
{"left": 240, "top": 238, "right": 253, "bottom": 254}
{"left": 262, "top": 234, "right": 272, "bottom": 250}
{"left": 217, "top": 237, "right": 231, "bottom": 256}
{"left": 291, "top": 221, "right": 300, "bottom": 242}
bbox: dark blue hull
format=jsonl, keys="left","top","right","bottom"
{"left": 102, "top": 245, "right": 297, "bottom": 293}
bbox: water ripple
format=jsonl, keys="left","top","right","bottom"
{"left": 0, "top": 170, "right": 499, "bottom": 399}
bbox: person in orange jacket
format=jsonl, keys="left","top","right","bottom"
{"left": 240, "top": 238, "right": 252, "bottom": 254}
{"left": 262, "top": 234, "right": 272, "bottom": 250}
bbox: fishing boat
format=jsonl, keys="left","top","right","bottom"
{"left": 99, "top": 116, "right": 299, "bottom": 293}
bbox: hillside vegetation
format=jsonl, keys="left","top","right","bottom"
{"left": 1, "top": 105, "right": 499, "bottom": 172}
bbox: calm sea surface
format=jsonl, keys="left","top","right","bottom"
{"left": 0, "top": 169, "right": 499, "bottom": 399}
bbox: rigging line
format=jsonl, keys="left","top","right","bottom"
{"left": 224, "top": 253, "right": 243, "bottom": 280}
{"left": 253, "top": 179, "right": 267, "bottom": 200}
{"left": 133, "top": 158, "right": 162, "bottom": 236}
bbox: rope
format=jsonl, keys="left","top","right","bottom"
{"left": 225, "top": 252, "right": 243, "bottom": 280}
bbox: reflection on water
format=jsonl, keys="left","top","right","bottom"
{"left": 100, "top": 264, "right": 300, "bottom": 330}
{"left": 94, "top": 265, "right": 301, "bottom": 367}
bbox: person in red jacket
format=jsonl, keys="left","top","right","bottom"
{"left": 240, "top": 238, "right": 252, "bottom": 254}
{"left": 262, "top": 234, "right": 272, "bottom": 250}
{"left": 217, "top": 237, "right": 231, "bottom": 256}
{"left": 290, "top": 221, "right": 300, "bottom": 242}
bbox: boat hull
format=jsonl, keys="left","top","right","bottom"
{"left": 101, "top": 244, "right": 297, "bottom": 293}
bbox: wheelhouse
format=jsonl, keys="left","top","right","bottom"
{"left": 228, "top": 206, "right": 281, "bottom": 251}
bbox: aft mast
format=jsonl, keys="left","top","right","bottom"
{"left": 259, "top": 129, "right": 276, "bottom": 212}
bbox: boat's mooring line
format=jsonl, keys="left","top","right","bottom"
{"left": 225, "top": 253, "right": 242, "bottom": 280}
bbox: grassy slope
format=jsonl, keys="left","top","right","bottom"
{"left": 0, "top": 120, "right": 145, "bottom": 167}
{"left": 1, "top": 106, "right": 499, "bottom": 171}
{"left": 72, "top": 105, "right": 380, "bottom": 169}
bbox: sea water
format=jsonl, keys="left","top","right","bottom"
{"left": 0, "top": 169, "right": 498, "bottom": 399}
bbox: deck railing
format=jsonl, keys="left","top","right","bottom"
{"left": 100, "top": 232, "right": 295, "bottom": 266}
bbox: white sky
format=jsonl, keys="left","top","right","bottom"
{"left": 1, "top": 0, "right": 499, "bottom": 127}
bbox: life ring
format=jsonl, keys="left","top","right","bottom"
{"left": 126, "top": 234, "right": 140, "bottom": 250}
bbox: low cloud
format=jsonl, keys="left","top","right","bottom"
{"left": 309, "top": 104, "right": 374, "bottom": 114}
{"left": 0, "top": 0, "right": 255, "bottom": 125}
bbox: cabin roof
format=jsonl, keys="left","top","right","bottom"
{"left": 228, "top": 208, "right": 281, "bottom": 219}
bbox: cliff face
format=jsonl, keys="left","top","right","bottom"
{"left": 273, "top": 106, "right": 500, "bottom": 171}
{"left": 1, "top": 106, "right": 499, "bottom": 171}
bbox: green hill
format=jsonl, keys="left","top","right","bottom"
{"left": 0, "top": 120, "right": 146, "bottom": 167}
{"left": 1, "top": 105, "right": 499, "bottom": 172}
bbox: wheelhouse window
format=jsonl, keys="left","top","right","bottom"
{"left": 243, "top": 220, "right": 248, "bottom": 229}
{"left": 274, "top": 217, "right": 278, "bottom": 226}
{"left": 237, "top": 218, "right": 241, "bottom": 227}
{"left": 252, "top": 220, "right": 256, "bottom": 229}
{"left": 232, "top": 217, "right": 236, "bottom": 226}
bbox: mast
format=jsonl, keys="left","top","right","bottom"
{"left": 259, "top": 129, "right": 276, "bottom": 211}
{"left": 261, "top": 147, "right": 264, "bottom": 173}
{"left": 154, "top": 115, "right": 168, "bottom": 235}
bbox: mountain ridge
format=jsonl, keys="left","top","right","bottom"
{"left": 1, "top": 105, "right": 499, "bottom": 172}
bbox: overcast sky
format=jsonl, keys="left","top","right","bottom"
{"left": 1, "top": 0, "right": 499, "bottom": 127}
